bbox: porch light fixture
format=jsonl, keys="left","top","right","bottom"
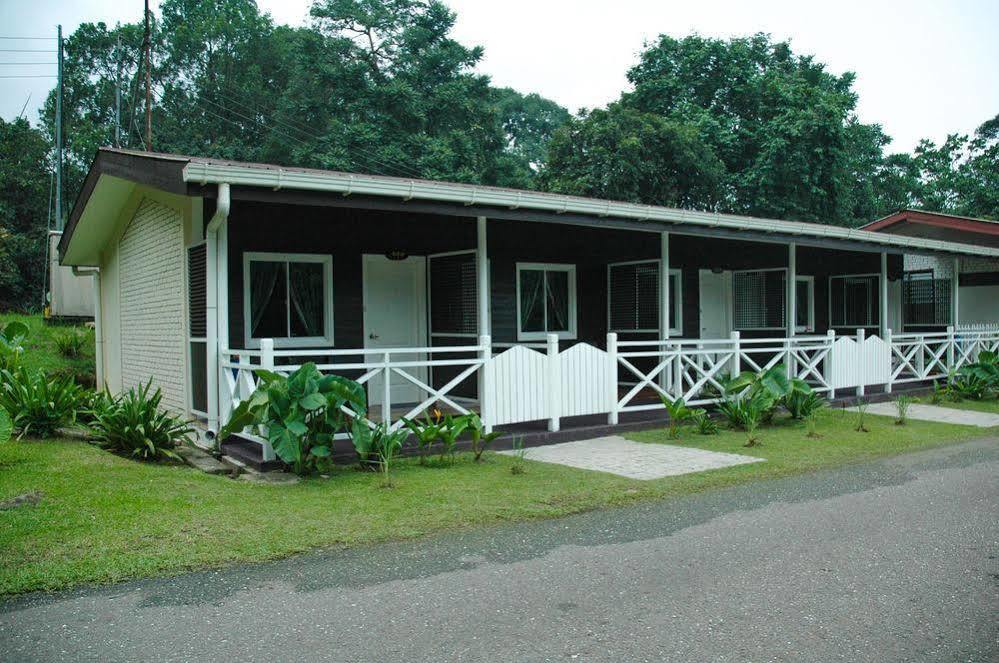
{"left": 711, "top": 267, "right": 724, "bottom": 274}
{"left": 385, "top": 250, "right": 409, "bottom": 261}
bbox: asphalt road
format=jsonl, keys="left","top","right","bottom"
{"left": 2, "top": 437, "right": 997, "bottom": 662}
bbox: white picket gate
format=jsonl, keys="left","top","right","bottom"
{"left": 830, "top": 332, "right": 891, "bottom": 390}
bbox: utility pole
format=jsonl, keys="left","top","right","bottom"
{"left": 115, "top": 34, "right": 121, "bottom": 147}
{"left": 55, "top": 24, "right": 63, "bottom": 230}
{"left": 143, "top": 0, "right": 151, "bottom": 151}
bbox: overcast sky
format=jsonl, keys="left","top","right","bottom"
{"left": 2, "top": 0, "right": 997, "bottom": 153}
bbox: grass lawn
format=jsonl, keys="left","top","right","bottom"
{"left": 915, "top": 397, "right": 999, "bottom": 415}
{"left": 1, "top": 408, "right": 992, "bottom": 597}
{"left": 0, "top": 312, "right": 95, "bottom": 385}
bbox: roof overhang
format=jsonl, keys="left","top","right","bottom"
{"left": 60, "top": 148, "right": 999, "bottom": 264}
{"left": 862, "top": 209, "right": 999, "bottom": 236}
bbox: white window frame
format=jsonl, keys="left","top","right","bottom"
{"left": 732, "top": 267, "right": 787, "bottom": 331}
{"left": 606, "top": 260, "right": 682, "bottom": 336}
{"left": 243, "top": 251, "right": 334, "bottom": 349}
{"left": 516, "top": 262, "right": 577, "bottom": 341}
{"left": 828, "top": 272, "right": 878, "bottom": 328}
{"left": 795, "top": 275, "right": 815, "bottom": 333}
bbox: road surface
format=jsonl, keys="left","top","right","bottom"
{"left": 2, "top": 437, "right": 996, "bottom": 662}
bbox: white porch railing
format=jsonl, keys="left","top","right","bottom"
{"left": 216, "top": 325, "right": 999, "bottom": 454}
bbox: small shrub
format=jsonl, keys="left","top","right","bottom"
{"left": 930, "top": 380, "right": 946, "bottom": 404}
{"left": 660, "top": 395, "right": 696, "bottom": 439}
{"left": 510, "top": 437, "right": 527, "bottom": 475}
{"left": 0, "top": 366, "right": 85, "bottom": 438}
{"left": 894, "top": 395, "right": 913, "bottom": 425}
{"left": 436, "top": 414, "right": 469, "bottom": 464}
{"left": 743, "top": 407, "right": 762, "bottom": 447}
{"left": 718, "top": 391, "right": 770, "bottom": 432}
{"left": 467, "top": 412, "right": 500, "bottom": 462}
{"left": 90, "top": 381, "right": 194, "bottom": 462}
{"left": 53, "top": 330, "right": 88, "bottom": 358}
{"left": 854, "top": 398, "right": 870, "bottom": 432}
{"left": 785, "top": 390, "right": 826, "bottom": 420}
{"left": 369, "top": 423, "right": 407, "bottom": 487}
{"left": 692, "top": 410, "right": 718, "bottom": 435}
{"left": 76, "top": 389, "right": 116, "bottom": 425}
{"left": 0, "top": 320, "right": 28, "bottom": 371}
{"left": 949, "top": 373, "right": 991, "bottom": 401}
{"left": 402, "top": 413, "right": 443, "bottom": 465}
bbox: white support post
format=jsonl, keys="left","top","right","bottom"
{"left": 916, "top": 334, "right": 925, "bottom": 378}
{"left": 880, "top": 252, "right": 888, "bottom": 339}
{"left": 476, "top": 216, "right": 490, "bottom": 336}
{"left": 659, "top": 231, "right": 670, "bottom": 393}
{"left": 730, "top": 331, "right": 741, "bottom": 380}
{"left": 951, "top": 256, "right": 960, "bottom": 330}
{"left": 259, "top": 338, "right": 276, "bottom": 462}
{"left": 205, "top": 231, "right": 219, "bottom": 433}
{"left": 216, "top": 217, "right": 229, "bottom": 431}
{"left": 947, "top": 325, "right": 955, "bottom": 372}
{"left": 478, "top": 334, "right": 492, "bottom": 434}
{"left": 787, "top": 242, "right": 796, "bottom": 339}
{"left": 381, "top": 352, "right": 392, "bottom": 427}
{"left": 856, "top": 328, "right": 866, "bottom": 397}
{"left": 825, "top": 329, "right": 836, "bottom": 399}
{"left": 607, "top": 333, "right": 618, "bottom": 425}
{"left": 92, "top": 271, "right": 104, "bottom": 390}
{"left": 885, "top": 328, "right": 893, "bottom": 394}
{"left": 547, "top": 333, "right": 560, "bottom": 432}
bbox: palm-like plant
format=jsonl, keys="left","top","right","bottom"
{"left": 466, "top": 412, "right": 500, "bottom": 461}
{"left": 660, "top": 395, "right": 697, "bottom": 439}
{"left": 0, "top": 366, "right": 85, "bottom": 438}
{"left": 89, "top": 381, "right": 194, "bottom": 462}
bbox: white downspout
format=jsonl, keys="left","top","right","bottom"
{"left": 205, "top": 183, "right": 230, "bottom": 435}
{"left": 73, "top": 265, "right": 102, "bottom": 390}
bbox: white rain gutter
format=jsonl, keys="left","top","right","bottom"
{"left": 182, "top": 162, "right": 999, "bottom": 259}
{"left": 72, "top": 265, "right": 103, "bottom": 390}
{"left": 205, "top": 183, "right": 230, "bottom": 436}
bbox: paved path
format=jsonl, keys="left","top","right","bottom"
{"left": 854, "top": 401, "right": 999, "bottom": 427}
{"left": 2, "top": 437, "right": 996, "bottom": 662}
{"left": 498, "top": 435, "right": 764, "bottom": 479}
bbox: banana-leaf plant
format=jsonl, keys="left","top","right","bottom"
{"left": 436, "top": 414, "right": 469, "bottom": 464}
{"left": 218, "top": 363, "right": 367, "bottom": 476}
{"left": 370, "top": 424, "right": 408, "bottom": 487}
{"left": 658, "top": 395, "right": 700, "bottom": 439}
{"left": 466, "top": 412, "right": 500, "bottom": 461}
{"left": 722, "top": 364, "right": 813, "bottom": 421}
{"left": 402, "top": 413, "right": 443, "bottom": 465}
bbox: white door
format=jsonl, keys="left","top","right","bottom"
{"left": 699, "top": 269, "right": 731, "bottom": 339}
{"left": 363, "top": 255, "right": 428, "bottom": 406}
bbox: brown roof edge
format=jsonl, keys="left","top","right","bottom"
{"left": 862, "top": 209, "right": 999, "bottom": 234}
{"left": 58, "top": 148, "right": 192, "bottom": 261}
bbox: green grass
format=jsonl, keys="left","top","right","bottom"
{"left": 1, "top": 408, "right": 990, "bottom": 597}
{"left": 0, "top": 313, "right": 95, "bottom": 385}
{"left": 916, "top": 396, "right": 999, "bottom": 414}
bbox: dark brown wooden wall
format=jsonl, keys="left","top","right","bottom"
{"left": 224, "top": 200, "right": 901, "bottom": 350}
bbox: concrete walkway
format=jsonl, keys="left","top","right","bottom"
{"left": 499, "top": 434, "right": 764, "bottom": 480}
{"left": 853, "top": 402, "right": 999, "bottom": 428}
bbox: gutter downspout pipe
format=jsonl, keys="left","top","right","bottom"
{"left": 72, "top": 265, "right": 102, "bottom": 390}
{"left": 205, "top": 183, "right": 230, "bottom": 437}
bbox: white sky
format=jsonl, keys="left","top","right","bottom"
{"left": 2, "top": 0, "right": 997, "bottom": 153}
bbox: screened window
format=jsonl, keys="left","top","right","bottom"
{"left": 795, "top": 276, "right": 815, "bottom": 332}
{"left": 902, "top": 271, "right": 951, "bottom": 326}
{"left": 829, "top": 274, "right": 878, "bottom": 328}
{"left": 243, "top": 252, "right": 333, "bottom": 348}
{"left": 516, "top": 263, "right": 577, "bottom": 340}
{"left": 607, "top": 261, "right": 682, "bottom": 334}
{"left": 733, "top": 269, "right": 786, "bottom": 330}
{"left": 430, "top": 252, "right": 478, "bottom": 336}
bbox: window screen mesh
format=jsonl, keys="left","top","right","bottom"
{"left": 829, "top": 275, "right": 879, "bottom": 327}
{"left": 733, "top": 270, "right": 786, "bottom": 329}
{"left": 903, "top": 272, "right": 951, "bottom": 326}
{"left": 430, "top": 253, "right": 477, "bottom": 334}
{"left": 609, "top": 262, "right": 660, "bottom": 331}
{"left": 187, "top": 244, "right": 207, "bottom": 337}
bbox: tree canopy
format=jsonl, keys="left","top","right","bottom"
{"left": 1, "top": 7, "right": 996, "bottom": 312}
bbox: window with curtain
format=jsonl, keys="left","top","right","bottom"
{"left": 607, "top": 261, "right": 682, "bottom": 334}
{"left": 516, "top": 263, "right": 577, "bottom": 340}
{"left": 243, "top": 252, "right": 333, "bottom": 348}
{"left": 733, "top": 269, "right": 786, "bottom": 329}
{"left": 829, "top": 274, "right": 879, "bottom": 327}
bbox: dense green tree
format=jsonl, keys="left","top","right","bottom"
{"left": 491, "top": 87, "right": 570, "bottom": 173}
{"left": 0, "top": 118, "right": 52, "bottom": 310}
{"left": 541, "top": 104, "right": 725, "bottom": 208}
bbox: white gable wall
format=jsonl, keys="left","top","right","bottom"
{"left": 903, "top": 254, "right": 999, "bottom": 326}
{"left": 94, "top": 190, "right": 192, "bottom": 415}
